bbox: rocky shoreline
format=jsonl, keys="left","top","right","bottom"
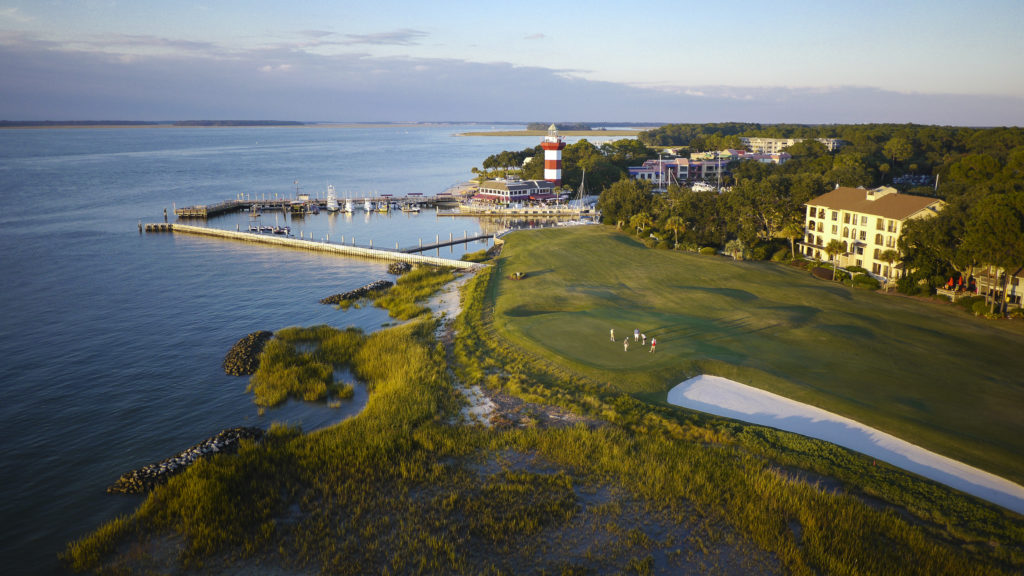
{"left": 320, "top": 279, "right": 393, "bottom": 305}
{"left": 107, "top": 427, "right": 265, "bottom": 494}
{"left": 223, "top": 331, "right": 273, "bottom": 375}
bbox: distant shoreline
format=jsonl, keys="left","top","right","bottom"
{"left": 457, "top": 129, "right": 643, "bottom": 137}
{"left": 0, "top": 121, "right": 467, "bottom": 130}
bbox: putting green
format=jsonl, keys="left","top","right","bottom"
{"left": 490, "top": 226, "right": 1024, "bottom": 484}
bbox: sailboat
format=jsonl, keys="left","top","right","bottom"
{"left": 326, "top": 184, "right": 339, "bottom": 212}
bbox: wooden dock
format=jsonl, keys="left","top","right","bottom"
{"left": 402, "top": 232, "right": 493, "bottom": 253}
{"left": 149, "top": 224, "right": 480, "bottom": 269}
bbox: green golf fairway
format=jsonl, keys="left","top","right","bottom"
{"left": 490, "top": 226, "right": 1024, "bottom": 484}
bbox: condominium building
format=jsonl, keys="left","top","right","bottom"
{"left": 740, "top": 137, "right": 843, "bottom": 154}
{"left": 799, "top": 186, "right": 944, "bottom": 280}
{"left": 628, "top": 149, "right": 790, "bottom": 189}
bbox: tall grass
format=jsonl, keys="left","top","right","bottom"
{"left": 373, "top": 266, "right": 455, "bottom": 320}
{"left": 64, "top": 267, "right": 1024, "bottom": 575}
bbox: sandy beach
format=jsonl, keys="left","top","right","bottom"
{"left": 668, "top": 375, "right": 1024, "bottom": 515}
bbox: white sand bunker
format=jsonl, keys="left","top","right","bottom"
{"left": 668, "top": 375, "right": 1024, "bottom": 515}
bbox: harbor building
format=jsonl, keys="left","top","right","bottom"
{"left": 473, "top": 176, "right": 556, "bottom": 204}
{"left": 799, "top": 186, "right": 944, "bottom": 282}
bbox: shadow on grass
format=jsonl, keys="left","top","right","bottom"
{"left": 675, "top": 285, "right": 758, "bottom": 302}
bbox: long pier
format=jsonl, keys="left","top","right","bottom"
{"left": 147, "top": 224, "right": 480, "bottom": 269}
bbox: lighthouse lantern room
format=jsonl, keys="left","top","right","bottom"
{"left": 540, "top": 123, "right": 567, "bottom": 186}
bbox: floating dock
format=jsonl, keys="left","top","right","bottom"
{"left": 174, "top": 195, "right": 458, "bottom": 219}
{"left": 149, "top": 224, "right": 481, "bottom": 269}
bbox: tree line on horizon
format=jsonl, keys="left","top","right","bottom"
{"left": 478, "top": 123, "right": 1024, "bottom": 310}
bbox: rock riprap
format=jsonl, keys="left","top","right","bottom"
{"left": 320, "top": 279, "right": 393, "bottom": 305}
{"left": 223, "top": 330, "right": 273, "bottom": 375}
{"left": 387, "top": 262, "right": 412, "bottom": 275}
{"left": 107, "top": 427, "right": 265, "bottom": 494}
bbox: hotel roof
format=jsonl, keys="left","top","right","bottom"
{"left": 808, "top": 187, "right": 944, "bottom": 220}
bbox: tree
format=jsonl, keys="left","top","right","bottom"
{"left": 825, "top": 239, "right": 845, "bottom": 280}
{"left": 596, "top": 178, "right": 652, "bottom": 227}
{"left": 630, "top": 211, "right": 653, "bottom": 236}
{"left": 780, "top": 221, "right": 805, "bottom": 261}
{"left": 725, "top": 239, "right": 745, "bottom": 260}
{"left": 883, "top": 136, "right": 913, "bottom": 166}
{"left": 664, "top": 216, "right": 686, "bottom": 248}
{"left": 879, "top": 249, "right": 901, "bottom": 292}
{"left": 963, "top": 191, "right": 1024, "bottom": 315}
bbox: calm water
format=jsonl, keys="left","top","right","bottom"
{"left": 0, "top": 125, "right": 583, "bottom": 574}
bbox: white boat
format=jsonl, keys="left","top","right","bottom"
{"left": 326, "top": 184, "right": 339, "bottom": 212}
{"left": 344, "top": 197, "right": 354, "bottom": 213}
{"left": 364, "top": 199, "right": 374, "bottom": 212}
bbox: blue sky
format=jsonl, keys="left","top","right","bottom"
{"left": 1, "top": 0, "right": 1022, "bottom": 124}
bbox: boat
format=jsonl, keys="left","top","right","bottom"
{"left": 377, "top": 201, "right": 390, "bottom": 213}
{"left": 401, "top": 203, "right": 421, "bottom": 213}
{"left": 326, "top": 184, "right": 339, "bottom": 212}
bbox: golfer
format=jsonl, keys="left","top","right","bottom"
{"left": 650, "top": 337, "right": 656, "bottom": 353}
{"left": 610, "top": 328, "right": 615, "bottom": 342}
{"left": 634, "top": 328, "right": 639, "bottom": 342}
{"left": 624, "top": 339, "right": 629, "bottom": 352}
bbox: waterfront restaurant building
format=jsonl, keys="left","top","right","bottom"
{"left": 474, "top": 176, "right": 556, "bottom": 204}
{"left": 799, "top": 186, "right": 944, "bottom": 281}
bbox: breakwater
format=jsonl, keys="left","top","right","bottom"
{"left": 321, "top": 280, "right": 393, "bottom": 305}
{"left": 107, "top": 427, "right": 264, "bottom": 494}
{"left": 223, "top": 331, "right": 273, "bottom": 376}
{"left": 155, "top": 224, "right": 479, "bottom": 269}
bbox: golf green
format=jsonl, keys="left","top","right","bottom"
{"left": 490, "top": 226, "right": 1024, "bottom": 484}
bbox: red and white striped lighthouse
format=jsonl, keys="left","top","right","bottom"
{"left": 540, "top": 123, "right": 566, "bottom": 186}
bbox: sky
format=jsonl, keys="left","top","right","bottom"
{"left": 1, "top": 0, "right": 1022, "bottom": 125}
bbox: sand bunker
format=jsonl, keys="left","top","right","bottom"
{"left": 668, "top": 375, "right": 1024, "bottom": 515}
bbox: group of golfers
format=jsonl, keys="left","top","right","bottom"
{"left": 610, "top": 328, "right": 656, "bottom": 353}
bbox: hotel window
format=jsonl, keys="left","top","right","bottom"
{"left": 831, "top": 225, "right": 838, "bottom": 234}
{"left": 876, "top": 218, "right": 885, "bottom": 230}
{"left": 832, "top": 211, "right": 838, "bottom": 221}
{"left": 843, "top": 213, "right": 851, "bottom": 224}
{"left": 888, "top": 220, "right": 896, "bottom": 232}
{"left": 843, "top": 227, "right": 849, "bottom": 238}
{"left": 817, "top": 222, "right": 823, "bottom": 232}
{"left": 860, "top": 230, "right": 867, "bottom": 241}
{"left": 861, "top": 215, "right": 868, "bottom": 226}
{"left": 819, "top": 208, "right": 826, "bottom": 218}
{"left": 873, "top": 248, "right": 881, "bottom": 259}
{"left": 875, "top": 233, "right": 883, "bottom": 245}
{"left": 873, "top": 263, "right": 882, "bottom": 274}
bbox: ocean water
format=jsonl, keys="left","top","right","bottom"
{"left": 0, "top": 125, "right": 575, "bottom": 574}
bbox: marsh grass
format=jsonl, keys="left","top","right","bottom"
{"left": 373, "top": 265, "right": 455, "bottom": 320}
{"left": 246, "top": 326, "right": 364, "bottom": 407}
{"left": 64, "top": 251, "right": 1024, "bottom": 575}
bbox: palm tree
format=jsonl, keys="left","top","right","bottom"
{"left": 825, "top": 239, "right": 845, "bottom": 281}
{"left": 665, "top": 216, "right": 686, "bottom": 248}
{"left": 630, "top": 211, "right": 652, "bottom": 237}
{"left": 879, "top": 249, "right": 901, "bottom": 292}
{"left": 725, "top": 239, "right": 745, "bottom": 260}
{"left": 780, "top": 221, "right": 804, "bottom": 261}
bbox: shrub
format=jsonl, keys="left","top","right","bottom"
{"left": 1009, "top": 307, "right": 1024, "bottom": 319}
{"left": 851, "top": 275, "right": 881, "bottom": 290}
{"left": 699, "top": 246, "right": 717, "bottom": 255}
{"left": 972, "top": 301, "right": 989, "bottom": 316}
{"left": 656, "top": 240, "right": 672, "bottom": 250}
{"left": 846, "top": 265, "right": 869, "bottom": 274}
{"left": 770, "top": 247, "right": 790, "bottom": 262}
{"left": 642, "top": 237, "right": 658, "bottom": 248}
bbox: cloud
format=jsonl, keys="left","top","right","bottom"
{"left": 342, "top": 28, "right": 428, "bottom": 46}
{"left": 0, "top": 7, "right": 32, "bottom": 24}
{"left": 0, "top": 39, "right": 1021, "bottom": 126}
{"left": 523, "top": 33, "right": 546, "bottom": 40}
